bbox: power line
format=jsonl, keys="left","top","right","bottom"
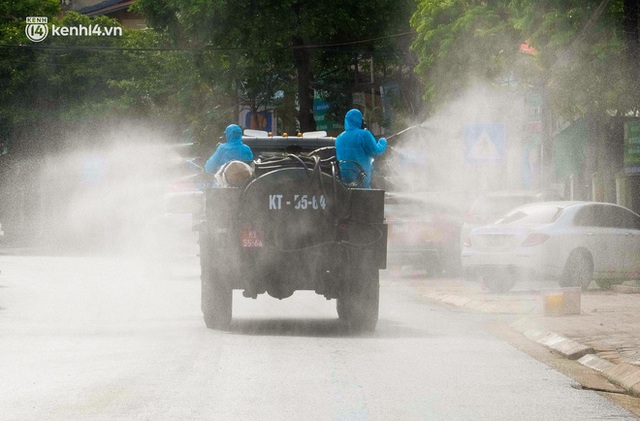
{"left": 301, "top": 32, "right": 416, "bottom": 50}
{"left": 0, "top": 31, "right": 416, "bottom": 53}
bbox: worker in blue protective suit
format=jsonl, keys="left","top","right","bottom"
{"left": 335, "top": 109, "right": 387, "bottom": 188}
{"left": 205, "top": 124, "right": 254, "bottom": 174}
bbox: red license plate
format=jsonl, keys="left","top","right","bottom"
{"left": 241, "top": 227, "right": 264, "bottom": 248}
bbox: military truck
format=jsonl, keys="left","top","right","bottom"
{"left": 198, "top": 131, "right": 387, "bottom": 331}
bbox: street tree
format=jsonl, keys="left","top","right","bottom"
{"left": 410, "top": 0, "right": 521, "bottom": 114}
{"left": 0, "top": 0, "right": 59, "bottom": 155}
{"left": 510, "top": 0, "right": 639, "bottom": 117}
{"left": 411, "top": 0, "right": 639, "bottom": 119}
{"left": 0, "top": 3, "right": 222, "bottom": 155}
{"left": 134, "top": 0, "right": 415, "bottom": 132}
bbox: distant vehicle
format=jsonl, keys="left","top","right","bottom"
{"left": 461, "top": 201, "right": 640, "bottom": 292}
{"left": 198, "top": 131, "right": 387, "bottom": 331}
{"left": 385, "top": 192, "right": 465, "bottom": 276}
{"left": 163, "top": 156, "right": 207, "bottom": 217}
{"left": 0, "top": 222, "right": 4, "bottom": 238}
{"left": 460, "top": 190, "right": 564, "bottom": 244}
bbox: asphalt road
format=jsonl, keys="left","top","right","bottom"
{"left": 0, "top": 252, "right": 637, "bottom": 420}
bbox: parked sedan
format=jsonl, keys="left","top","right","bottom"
{"left": 461, "top": 201, "right": 640, "bottom": 292}
{"left": 460, "top": 190, "right": 564, "bottom": 245}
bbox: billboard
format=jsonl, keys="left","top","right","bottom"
{"left": 624, "top": 120, "right": 640, "bottom": 175}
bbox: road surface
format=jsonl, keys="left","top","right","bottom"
{"left": 0, "top": 252, "right": 637, "bottom": 420}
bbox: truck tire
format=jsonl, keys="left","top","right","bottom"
{"left": 337, "top": 251, "right": 379, "bottom": 332}
{"left": 201, "top": 256, "right": 233, "bottom": 330}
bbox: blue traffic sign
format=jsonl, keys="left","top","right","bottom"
{"left": 463, "top": 123, "right": 506, "bottom": 164}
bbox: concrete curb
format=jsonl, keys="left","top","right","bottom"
{"left": 577, "top": 354, "right": 614, "bottom": 373}
{"left": 423, "top": 291, "right": 640, "bottom": 398}
{"left": 511, "top": 321, "right": 640, "bottom": 397}
{"left": 421, "top": 291, "right": 539, "bottom": 314}
{"left": 611, "top": 284, "right": 640, "bottom": 294}
{"left": 510, "top": 319, "right": 640, "bottom": 397}
{"left": 510, "top": 321, "right": 595, "bottom": 360}
{"left": 538, "top": 333, "right": 594, "bottom": 360}
{"left": 602, "top": 363, "right": 640, "bottom": 398}
{"left": 509, "top": 318, "right": 640, "bottom": 397}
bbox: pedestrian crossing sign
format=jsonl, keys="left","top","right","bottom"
{"left": 463, "top": 123, "right": 506, "bottom": 164}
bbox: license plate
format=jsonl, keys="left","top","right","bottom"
{"left": 268, "top": 194, "right": 327, "bottom": 210}
{"left": 241, "top": 227, "right": 264, "bottom": 248}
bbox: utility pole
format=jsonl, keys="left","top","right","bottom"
{"left": 623, "top": 0, "right": 640, "bottom": 65}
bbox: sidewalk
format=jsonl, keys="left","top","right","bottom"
{"left": 408, "top": 275, "right": 640, "bottom": 398}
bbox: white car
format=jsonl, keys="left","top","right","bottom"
{"left": 460, "top": 190, "right": 563, "bottom": 247}
{"left": 461, "top": 201, "right": 640, "bottom": 292}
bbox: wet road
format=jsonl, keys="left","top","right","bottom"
{"left": 0, "top": 253, "right": 636, "bottom": 420}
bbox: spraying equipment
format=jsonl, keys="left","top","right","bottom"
{"left": 198, "top": 131, "right": 387, "bottom": 331}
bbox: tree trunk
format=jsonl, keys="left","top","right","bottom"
{"left": 292, "top": 37, "right": 316, "bottom": 133}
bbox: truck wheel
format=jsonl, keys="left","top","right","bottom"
{"left": 337, "top": 262, "right": 379, "bottom": 332}
{"left": 201, "top": 262, "right": 233, "bottom": 330}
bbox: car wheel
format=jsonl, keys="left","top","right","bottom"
{"left": 481, "top": 275, "right": 516, "bottom": 293}
{"left": 561, "top": 250, "right": 593, "bottom": 290}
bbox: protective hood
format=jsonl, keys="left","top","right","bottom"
{"left": 225, "top": 124, "right": 243, "bottom": 143}
{"left": 344, "top": 109, "right": 363, "bottom": 131}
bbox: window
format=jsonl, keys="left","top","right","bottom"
{"left": 573, "top": 204, "right": 640, "bottom": 229}
{"left": 573, "top": 206, "right": 598, "bottom": 227}
{"left": 600, "top": 206, "right": 640, "bottom": 230}
{"left": 497, "top": 205, "right": 563, "bottom": 225}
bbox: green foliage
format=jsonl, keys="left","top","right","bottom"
{"left": 0, "top": 0, "right": 60, "bottom": 153}
{"left": 135, "top": 0, "right": 417, "bottom": 132}
{"left": 0, "top": 4, "right": 223, "bottom": 154}
{"left": 410, "top": 0, "right": 638, "bottom": 119}
{"left": 0, "top": 0, "right": 59, "bottom": 43}
{"left": 410, "top": 0, "right": 520, "bottom": 113}
{"left": 511, "top": 0, "right": 637, "bottom": 117}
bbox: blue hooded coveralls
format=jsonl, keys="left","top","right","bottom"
{"left": 205, "top": 124, "right": 254, "bottom": 174}
{"left": 335, "top": 109, "right": 387, "bottom": 188}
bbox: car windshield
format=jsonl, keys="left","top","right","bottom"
{"left": 496, "top": 205, "right": 563, "bottom": 225}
